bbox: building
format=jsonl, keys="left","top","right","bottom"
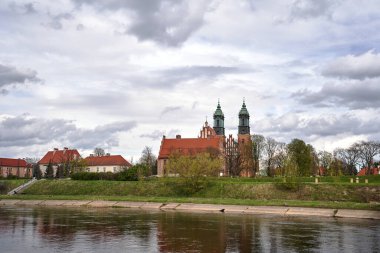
{"left": 157, "top": 99, "right": 253, "bottom": 177}
{"left": 84, "top": 154, "right": 132, "bottom": 173}
{"left": 357, "top": 166, "right": 380, "bottom": 176}
{"left": 0, "top": 158, "right": 32, "bottom": 178}
{"left": 38, "top": 147, "right": 81, "bottom": 176}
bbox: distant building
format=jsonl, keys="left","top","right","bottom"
{"left": 157, "top": 99, "right": 253, "bottom": 177}
{"left": 84, "top": 154, "right": 132, "bottom": 173}
{"left": 38, "top": 147, "right": 81, "bottom": 175}
{"left": 357, "top": 166, "right": 380, "bottom": 176}
{"left": 0, "top": 158, "right": 32, "bottom": 178}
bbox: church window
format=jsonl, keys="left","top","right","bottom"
{"left": 217, "top": 119, "right": 220, "bottom": 126}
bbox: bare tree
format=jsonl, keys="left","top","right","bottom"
{"left": 264, "top": 137, "right": 279, "bottom": 177}
{"left": 356, "top": 141, "right": 380, "bottom": 175}
{"left": 139, "top": 146, "right": 157, "bottom": 175}
{"left": 251, "top": 134, "right": 265, "bottom": 175}
{"left": 93, "top": 147, "right": 105, "bottom": 157}
{"left": 335, "top": 146, "right": 360, "bottom": 175}
{"left": 272, "top": 142, "right": 287, "bottom": 176}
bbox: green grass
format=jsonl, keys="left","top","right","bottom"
{"left": 1, "top": 176, "right": 379, "bottom": 211}
{"left": 0, "top": 179, "right": 29, "bottom": 194}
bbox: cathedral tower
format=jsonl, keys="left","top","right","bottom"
{"left": 238, "top": 99, "right": 250, "bottom": 143}
{"left": 213, "top": 100, "right": 225, "bottom": 136}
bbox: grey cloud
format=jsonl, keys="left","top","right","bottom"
{"left": 289, "top": 0, "right": 338, "bottom": 20}
{"left": 74, "top": 0, "right": 215, "bottom": 46}
{"left": 321, "top": 50, "right": 380, "bottom": 80}
{"left": 140, "top": 130, "right": 165, "bottom": 140}
{"left": 8, "top": 2, "right": 37, "bottom": 14}
{"left": 160, "top": 106, "right": 182, "bottom": 117}
{"left": 132, "top": 65, "right": 247, "bottom": 89}
{"left": 0, "top": 64, "right": 41, "bottom": 94}
{"left": 293, "top": 80, "right": 380, "bottom": 109}
{"left": 76, "top": 23, "right": 84, "bottom": 31}
{"left": 0, "top": 114, "right": 137, "bottom": 149}
{"left": 46, "top": 12, "right": 74, "bottom": 30}
{"left": 255, "top": 113, "right": 379, "bottom": 139}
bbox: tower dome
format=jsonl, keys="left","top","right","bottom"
{"left": 213, "top": 100, "right": 225, "bottom": 136}
{"left": 238, "top": 99, "right": 250, "bottom": 135}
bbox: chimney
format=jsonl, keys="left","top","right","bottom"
{"left": 53, "top": 148, "right": 58, "bottom": 151}
{"left": 163, "top": 135, "right": 166, "bottom": 139}
{"left": 106, "top": 153, "right": 110, "bottom": 156}
{"left": 176, "top": 135, "right": 181, "bottom": 139}
{"left": 64, "top": 147, "right": 68, "bottom": 150}
{"left": 90, "top": 154, "right": 94, "bottom": 157}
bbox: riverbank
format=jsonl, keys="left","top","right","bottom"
{"left": 1, "top": 199, "right": 380, "bottom": 220}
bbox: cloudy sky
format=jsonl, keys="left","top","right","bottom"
{"left": 1, "top": 0, "right": 380, "bottom": 161}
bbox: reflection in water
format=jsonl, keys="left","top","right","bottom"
{"left": 0, "top": 206, "right": 379, "bottom": 253}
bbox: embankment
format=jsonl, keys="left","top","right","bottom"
{"left": 1, "top": 199, "right": 380, "bottom": 220}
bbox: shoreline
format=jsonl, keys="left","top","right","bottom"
{"left": 1, "top": 199, "right": 379, "bottom": 220}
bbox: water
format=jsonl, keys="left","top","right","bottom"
{"left": 0, "top": 206, "right": 379, "bottom": 253}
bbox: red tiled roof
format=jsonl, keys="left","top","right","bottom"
{"left": 0, "top": 158, "right": 27, "bottom": 167}
{"left": 84, "top": 155, "right": 132, "bottom": 167}
{"left": 357, "top": 167, "right": 380, "bottom": 176}
{"left": 39, "top": 149, "right": 81, "bottom": 164}
{"left": 158, "top": 137, "right": 221, "bottom": 159}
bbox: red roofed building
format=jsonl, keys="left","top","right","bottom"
{"left": 0, "top": 158, "right": 32, "bottom": 178}
{"left": 84, "top": 154, "right": 132, "bottom": 173}
{"left": 38, "top": 147, "right": 81, "bottom": 176}
{"left": 157, "top": 134, "right": 224, "bottom": 176}
{"left": 357, "top": 166, "right": 380, "bottom": 176}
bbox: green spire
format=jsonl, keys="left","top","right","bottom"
{"left": 239, "top": 98, "right": 249, "bottom": 116}
{"left": 214, "top": 99, "right": 224, "bottom": 117}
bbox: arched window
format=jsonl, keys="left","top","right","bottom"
{"left": 217, "top": 119, "right": 220, "bottom": 126}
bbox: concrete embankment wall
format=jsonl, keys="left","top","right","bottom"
{"left": 1, "top": 199, "right": 379, "bottom": 220}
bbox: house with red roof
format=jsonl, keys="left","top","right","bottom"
{"left": 0, "top": 158, "right": 32, "bottom": 178}
{"left": 357, "top": 166, "right": 380, "bottom": 176}
{"left": 38, "top": 147, "right": 81, "bottom": 176}
{"left": 84, "top": 153, "right": 132, "bottom": 173}
{"left": 157, "top": 120, "right": 225, "bottom": 176}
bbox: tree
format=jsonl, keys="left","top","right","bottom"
{"left": 33, "top": 164, "right": 42, "bottom": 179}
{"left": 317, "top": 151, "right": 333, "bottom": 176}
{"left": 45, "top": 162, "right": 54, "bottom": 179}
{"left": 55, "top": 165, "right": 64, "bottom": 178}
{"left": 264, "top": 137, "right": 279, "bottom": 177}
{"left": 335, "top": 146, "right": 360, "bottom": 175}
{"left": 239, "top": 141, "right": 255, "bottom": 177}
{"left": 287, "top": 139, "right": 314, "bottom": 177}
{"left": 166, "top": 152, "right": 222, "bottom": 195}
{"left": 272, "top": 142, "right": 287, "bottom": 176}
{"left": 139, "top": 146, "right": 157, "bottom": 175}
{"left": 356, "top": 141, "right": 380, "bottom": 175}
{"left": 93, "top": 147, "right": 105, "bottom": 157}
{"left": 251, "top": 134, "right": 265, "bottom": 175}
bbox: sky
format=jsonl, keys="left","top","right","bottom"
{"left": 1, "top": 0, "right": 380, "bottom": 161}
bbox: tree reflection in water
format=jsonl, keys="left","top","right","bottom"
{"left": 0, "top": 206, "right": 379, "bottom": 253}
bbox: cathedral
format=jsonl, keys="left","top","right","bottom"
{"left": 157, "top": 100, "right": 253, "bottom": 177}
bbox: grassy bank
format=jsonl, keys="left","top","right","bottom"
{"left": 1, "top": 177, "right": 378, "bottom": 210}
{"left": 0, "top": 179, "right": 29, "bottom": 194}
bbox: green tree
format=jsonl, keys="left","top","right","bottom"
{"left": 33, "top": 164, "right": 42, "bottom": 179}
{"left": 45, "top": 162, "right": 54, "bottom": 179}
{"left": 287, "top": 139, "right": 314, "bottom": 177}
{"left": 166, "top": 152, "right": 222, "bottom": 195}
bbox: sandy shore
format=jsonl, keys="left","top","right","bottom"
{"left": 1, "top": 199, "right": 379, "bottom": 220}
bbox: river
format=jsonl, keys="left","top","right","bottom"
{"left": 0, "top": 206, "right": 379, "bottom": 252}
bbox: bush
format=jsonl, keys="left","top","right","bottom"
{"left": 6, "top": 175, "right": 20, "bottom": 180}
